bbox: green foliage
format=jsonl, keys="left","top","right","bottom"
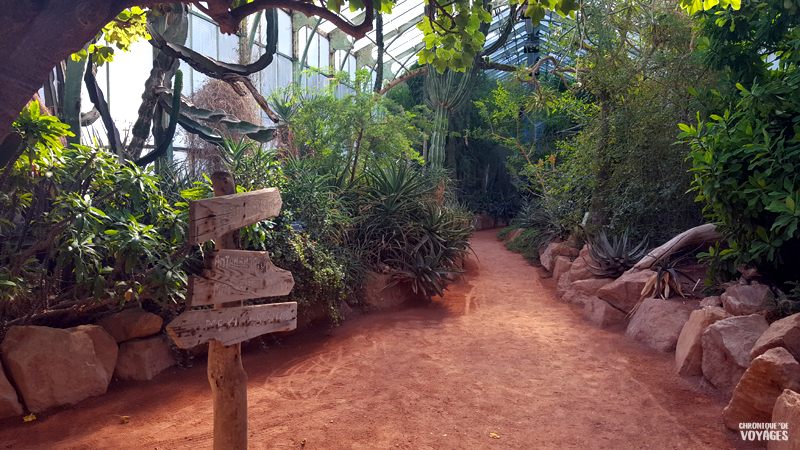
{"left": 765, "top": 282, "right": 800, "bottom": 322}
{"left": 351, "top": 165, "right": 473, "bottom": 297}
{"left": 277, "top": 69, "right": 426, "bottom": 179}
{"left": 476, "top": 1, "right": 710, "bottom": 244}
{"left": 682, "top": 0, "right": 800, "bottom": 285}
{"left": 1, "top": 103, "right": 189, "bottom": 316}
{"left": 505, "top": 228, "right": 549, "bottom": 265}
{"left": 496, "top": 225, "right": 520, "bottom": 241}
{"left": 585, "top": 229, "right": 649, "bottom": 278}
{"left": 71, "top": 7, "right": 150, "bottom": 66}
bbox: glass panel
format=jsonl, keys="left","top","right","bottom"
{"left": 297, "top": 28, "right": 308, "bottom": 67}
{"left": 277, "top": 55, "right": 292, "bottom": 88}
{"left": 277, "top": 10, "right": 292, "bottom": 57}
{"left": 181, "top": 66, "right": 192, "bottom": 98}
{"left": 348, "top": 54, "right": 357, "bottom": 80}
{"left": 108, "top": 40, "right": 152, "bottom": 129}
{"left": 219, "top": 32, "right": 239, "bottom": 64}
{"left": 192, "top": 15, "right": 217, "bottom": 58}
{"left": 319, "top": 36, "right": 330, "bottom": 72}
{"left": 192, "top": 69, "right": 208, "bottom": 94}
{"left": 260, "top": 57, "right": 278, "bottom": 97}
{"left": 308, "top": 32, "right": 320, "bottom": 68}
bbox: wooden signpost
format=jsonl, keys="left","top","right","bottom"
{"left": 166, "top": 172, "right": 296, "bottom": 450}
{"left": 187, "top": 249, "right": 295, "bottom": 306}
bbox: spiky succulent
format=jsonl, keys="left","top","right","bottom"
{"left": 585, "top": 229, "right": 649, "bottom": 278}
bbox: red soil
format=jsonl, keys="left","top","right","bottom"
{"left": 0, "top": 230, "right": 763, "bottom": 449}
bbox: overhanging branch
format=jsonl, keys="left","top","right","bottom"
{"left": 214, "top": 0, "right": 374, "bottom": 39}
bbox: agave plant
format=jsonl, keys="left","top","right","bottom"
{"left": 383, "top": 243, "right": 465, "bottom": 298}
{"left": 585, "top": 229, "right": 649, "bottom": 278}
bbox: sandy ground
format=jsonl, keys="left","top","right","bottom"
{"left": 0, "top": 230, "right": 763, "bottom": 449}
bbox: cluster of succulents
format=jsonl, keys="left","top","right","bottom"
{"left": 585, "top": 229, "right": 649, "bottom": 278}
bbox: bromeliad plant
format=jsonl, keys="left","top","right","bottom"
{"left": 585, "top": 229, "right": 649, "bottom": 278}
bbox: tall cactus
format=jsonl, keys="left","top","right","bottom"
{"left": 63, "top": 43, "right": 91, "bottom": 147}
{"left": 136, "top": 70, "right": 182, "bottom": 166}
{"left": 424, "top": 66, "right": 475, "bottom": 170}
{"left": 128, "top": 3, "right": 189, "bottom": 160}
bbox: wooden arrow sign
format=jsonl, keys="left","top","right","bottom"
{"left": 187, "top": 249, "right": 295, "bottom": 306}
{"left": 166, "top": 302, "right": 297, "bottom": 349}
{"left": 189, "top": 187, "right": 282, "bottom": 245}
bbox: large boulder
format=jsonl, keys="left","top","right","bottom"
{"left": 539, "top": 241, "right": 579, "bottom": 272}
{"left": 364, "top": 272, "right": 427, "bottom": 310}
{"left": 700, "top": 296, "right": 723, "bottom": 308}
{"left": 561, "top": 278, "right": 615, "bottom": 306}
{"left": 597, "top": 270, "right": 656, "bottom": 313}
{"left": 0, "top": 325, "right": 117, "bottom": 413}
{"left": 770, "top": 389, "right": 800, "bottom": 450}
{"left": 721, "top": 284, "right": 772, "bottom": 316}
{"left": 675, "top": 306, "right": 731, "bottom": 376}
{"left": 751, "top": 313, "right": 800, "bottom": 361}
{"left": 625, "top": 298, "right": 697, "bottom": 352}
{"left": 552, "top": 256, "right": 573, "bottom": 284}
{"left": 96, "top": 308, "right": 163, "bottom": 343}
{"left": 114, "top": 335, "right": 177, "bottom": 381}
{"left": 73, "top": 325, "right": 119, "bottom": 385}
{"left": 583, "top": 296, "right": 627, "bottom": 328}
{"left": 723, "top": 348, "right": 800, "bottom": 430}
{"left": 702, "top": 314, "right": 770, "bottom": 395}
{"left": 569, "top": 246, "right": 594, "bottom": 281}
{"left": 0, "top": 360, "right": 23, "bottom": 420}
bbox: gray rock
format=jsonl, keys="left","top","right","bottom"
{"left": 583, "top": 296, "right": 627, "bottom": 328}
{"left": 702, "top": 314, "right": 769, "bottom": 395}
{"left": 0, "top": 360, "right": 23, "bottom": 420}
{"left": 1, "top": 325, "right": 116, "bottom": 413}
{"left": 769, "top": 389, "right": 800, "bottom": 450}
{"left": 723, "top": 348, "right": 800, "bottom": 430}
{"left": 626, "top": 298, "right": 697, "bottom": 352}
{"left": 676, "top": 306, "right": 731, "bottom": 376}
{"left": 114, "top": 334, "right": 177, "bottom": 381}
{"left": 751, "top": 313, "right": 800, "bottom": 362}
{"left": 721, "top": 284, "right": 771, "bottom": 316}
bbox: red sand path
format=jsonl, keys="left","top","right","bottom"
{"left": 1, "top": 230, "right": 761, "bottom": 449}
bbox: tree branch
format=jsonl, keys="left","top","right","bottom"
{"left": 221, "top": 0, "right": 374, "bottom": 39}
{"left": 378, "top": 68, "right": 428, "bottom": 95}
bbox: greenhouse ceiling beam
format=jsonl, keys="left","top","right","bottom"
{"left": 381, "top": 13, "right": 424, "bottom": 42}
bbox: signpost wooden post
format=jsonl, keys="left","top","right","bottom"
{"left": 165, "top": 172, "right": 296, "bottom": 450}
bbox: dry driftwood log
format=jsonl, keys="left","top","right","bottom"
{"left": 632, "top": 223, "right": 719, "bottom": 271}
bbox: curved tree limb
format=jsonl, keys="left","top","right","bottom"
{"left": 223, "top": 0, "right": 373, "bottom": 39}
{"left": 632, "top": 224, "right": 719, "bottom": 271}
{"left": 481, "top": 4, "right": 518, "bottom": 56}
{"left": 84, "top": 66, "right": 124, "bottom": 157}
{"left": 378, "top": 68, "right": 428, "bottom": 96}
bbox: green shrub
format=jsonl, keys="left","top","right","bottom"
{"left": 1, "top": 102, "right": 189, "bottom": 320}
{"left": 496, "top": 225, "right": 520, "bottom": 241}
{"left": 682, "top": 0, "right": 800, "bottom": 286}
{"left": 506, "top": 228, "right": 548, "bottom": 265}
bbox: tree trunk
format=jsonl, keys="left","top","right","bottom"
{"left": 588, "top": 99, "right": 613, "bottom": 227}
{"left": 0, "top": 0, "right": 140, "bottom": 158}
{"left": 632, "top": 224, "right": 719, "bottom": 271}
